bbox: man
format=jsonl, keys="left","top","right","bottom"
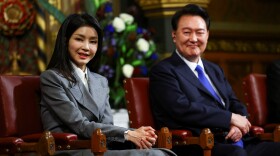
{"left": 267, "top": 60, "right": 280, "bottom": 123}
{"left": 149, "top": 4, "right": 280, "bottom": 156}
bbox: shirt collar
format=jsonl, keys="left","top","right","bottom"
{"left": 71, "top": 61, "right": 88, "bottom": 81}
{"left": 175, "top": 49, "right": 204, "bottom": 72}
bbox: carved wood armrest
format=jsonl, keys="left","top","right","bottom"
{"left": 19, "top": 131, "right": 55, "bottom": 155}
{"left": 170, "top": 128, "right": 214, "bottom": 156}
{"left": 156, "top": 127, "right": 172, "bottom": 149}
{"left": 257, "top": 125, "right": 280, "bottom": 142}
{"left": 91, "top": 128, "right": 107, "bottom": 156}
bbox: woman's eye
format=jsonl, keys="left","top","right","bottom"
{"left": 75, "top": 38, "right": 83, "bottom": 41}
{"left": 90, "top": 40, "right": 98, "bottom": 44}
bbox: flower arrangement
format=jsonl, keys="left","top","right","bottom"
{"left": 97, "top": 2, "right": 158, "bottom": 108}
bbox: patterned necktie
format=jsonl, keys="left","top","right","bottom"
{"left": 195, "top": 65, "right": 221, "bottom": 103}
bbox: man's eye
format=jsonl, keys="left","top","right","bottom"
{"left": 197, "top": 32, "right": 205, "bottom": 35}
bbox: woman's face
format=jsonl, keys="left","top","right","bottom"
{"left": 68, "top": 26, "right": 98, "bottom": 71}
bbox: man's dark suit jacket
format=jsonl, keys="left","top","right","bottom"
{"left": 267, "top": 60, "right": 280, "bottom": 123}
{"left": 149, "top": 52, "right": 248, "bottom": 135}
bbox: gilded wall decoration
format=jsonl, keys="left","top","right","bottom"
{"left": 0, "top": 0, "right": 38, "bottom": 75}
{"left": 138, "top": 0, "right": 210, "bottom": 17}
{"left": 207, "top": 0, "right": 280, "bottom": 53}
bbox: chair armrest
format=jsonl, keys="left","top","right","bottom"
{"left": 22, "top": 132, "right": 77, "bottom": 142}
{"left": 91, "top": 128, "right": 107, "bottom": 155}
{"left": 51, "top": 133, "right": 78, "bottom": 144}
{"left": 1, "top": 131, "right": 55, "bottom": 155}
{"left": 0, "top": 137, "right": 24, "bottom": 154}
{"left": 250, "top": 125, "right": 280, "bottom": 142}
{"left": 22, "top": 131, "right": 78, "bottom": 151}
{"left": 264, "top": 123, "right": 280, "bottom": 132}
{"left": 156, "top": 127, "right": 172, "bottom": 149}
{"left": 21, "top": 129, "right": 107, "bottom": 155}
{"left": 170, "top": 129, "right": 193, "bottom": 143}
{"left": 250, "top": 126, "right": 264, "bottom": 135}
{"left": 53, "top": 128, "right": 107, "bottom": 156}
{"left": 171, "top": 128, "right": 214, "bottom": 156}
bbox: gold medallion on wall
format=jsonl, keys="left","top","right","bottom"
{"left": 0, "top": 0, "right": 35, "bottom": 75}
{"left": 0, "top": 0, "right": 35, "bottom": 36}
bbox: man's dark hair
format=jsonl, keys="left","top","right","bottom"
{"left": 171, "top": 4, "right": 210, "bottom": 31}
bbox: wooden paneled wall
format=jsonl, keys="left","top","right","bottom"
{"left": 203, "top": 52, "right": 280, "bottom": 103}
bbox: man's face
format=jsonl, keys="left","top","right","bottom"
{"left": 172, "top": 15, "right": 209, "bottom": 62}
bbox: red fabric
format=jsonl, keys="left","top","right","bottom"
{"left": 0, "top": 75, "right": 42, "bottom": 137}
{"left": 0, "top": 75, "right": 82, "bottom": 154}
{"left": 243, "top": 74, "right": 267, "bottom": 126}
{"left": 124, "top": 78, "right": 195, "bottom": 143}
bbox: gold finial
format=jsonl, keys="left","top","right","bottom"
{"left": 10, "top": 51, "right": 21, "bottom": 75}
{"left": 5, "top": 51, "right": 30, "bottom": 75}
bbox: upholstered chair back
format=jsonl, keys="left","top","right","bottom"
{"left": 0, "top": 75, "right": 42, "bottom": 137}
{"left": 124, "top": 78, "right": 155, "bottom": 128}
{"left": 243, "top": 74, "right": 267, "bottom": 126}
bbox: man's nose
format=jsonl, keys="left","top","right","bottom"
{"left": 189, "top": 33, "right": 198, "bottom": 42}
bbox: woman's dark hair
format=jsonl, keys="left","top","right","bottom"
{"left": 171, "top": 4, "right": 210, "bottom": 31}
{"left": 47, "top": 13, "right": 103, "bottom": 83}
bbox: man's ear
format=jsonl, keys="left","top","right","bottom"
{"left": 172, "top": 31, "right": 176, "bottom": 42}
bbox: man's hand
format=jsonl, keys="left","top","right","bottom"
{"left": 231, "top": 113, "right": 251, "bottom": 135}
{"left": 125, "top": 126, "right": 157, "bottom": 149}
{"left": 226, "top": 125, "right": 243, "bottom": 142}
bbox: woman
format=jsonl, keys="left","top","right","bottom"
{"left": 40, "top": 13, "right": 174, "bottom": 156}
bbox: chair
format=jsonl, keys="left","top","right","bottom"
{"left": 242, "top": 73, "right": 280, "bottom": 142}
{"left": 0, "top": 75, "right": 106, "bottom": 156}
{"left": 124, "top": 77, "right": 214, "bottom": 156}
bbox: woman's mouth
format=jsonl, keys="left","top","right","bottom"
{"left": 78, "top": 52, "right": 89, "bottom": 59}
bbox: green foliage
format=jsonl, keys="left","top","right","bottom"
{"left": 97, "top": 2, "right": 158, "bottom": 108}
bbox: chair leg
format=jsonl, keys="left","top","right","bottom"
{"left": 91, "top": 128, "right": 107, "bottom": 156}
{"left": 157, "top": 127, "right": 172, "bottom": 149}
{"left": 199, "top": 128, "right": 214, "bottom": 156}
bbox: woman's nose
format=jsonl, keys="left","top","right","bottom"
{"left": 82, "top": 41, "right": 90, "bottom": 50}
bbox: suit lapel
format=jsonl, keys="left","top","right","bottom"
{"left": 171, "top": 52, "right": 226, "bottom": 108}
{"left": 87, "top": 70, "right": 109, "bottom": 114}
{"left": 171, "top": 53, "right": 212, "bottom": 98}
{"left": 69, "top": 72, "right": 100, "bottom": 119}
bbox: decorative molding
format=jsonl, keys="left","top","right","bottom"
{"left": 210, "top": 22, "right": 280, "bottom": 39}
{"left": 137, "top": 0, "right": 210, "bottom": 17}
{"left": 207, "top": 39, "right": 280, "bottom": 54}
